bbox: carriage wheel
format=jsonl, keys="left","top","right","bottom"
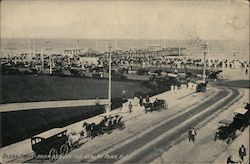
{"left": 49, "top": 148, "right": 59, "bottom": 162}
{"left": 60, "top": 144, "right": 69, "bottom": 155}
{"left": 165, "top": 103, "right": 168, "bottom": 109}
{"left": 118, "top": 122, "right": 125, "bottom": 130}
{"left": 240, "top": 126, "right": 245, "bottom": 132}
{"left": 106, "top": 128, "right": 112, "bottom": 134}
{"left": 32, "top": 152, "right": 37, "bottom": 159}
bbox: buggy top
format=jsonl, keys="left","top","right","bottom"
{"left": 234, "top": 108, "right": 248, "bottom": 115}
{"left": 196, "top": 80, "right": 206, "bottom": 84}
{"left": 32, "top": 128, "right": 67, "bottom": 139}
{"left": 245, "top": 103, "right": 250, "bottom": 110}
{"left": 218, "top": 119, "right": 233, "bottom": 126}
{"left": 99, "top": 112, "right": 123, "bottom": 118}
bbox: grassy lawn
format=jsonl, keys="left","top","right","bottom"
{"left": 0, "top": 105, "right": 105, "bottom": 147}
{"left": 1, "top": 75, "right": 152, "bottom": 103}
{"left": 0, "top": 74, "right": 160, "bottom": 147}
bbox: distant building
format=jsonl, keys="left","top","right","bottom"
{"left": 63, "top": 48, "right": 100, "bottom": 58}
{"left": 79, "top": 56, "right": 99, "bottom": 66}
{"left": 63, "top": 49, "right": 81, "bottom": 58}
{"left": 161, "top": 47, "right": 186, "bottom": 56}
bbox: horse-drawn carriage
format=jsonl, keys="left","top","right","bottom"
{"left": 214, "top": 105, "right": 249, "bottom": 144}
{"left": 81, "top": 115, "right": 125, "bottom": 139}
{"left": 233, "top": 107, "right": 249, "bottom": 132}
{"left": 144, "top": 99, "right": 168, "bottom": 113}
{"left": 214, "top": 119, "right": 236, "bottom": 144}
{"left": 31, "top": 128, "right": 72, "bottom": 162}
{"left": 92, "top": 72, "right": 104, "bottom": 79}
{"left": 196, "top": 80, "right": 207, "bottom": 92}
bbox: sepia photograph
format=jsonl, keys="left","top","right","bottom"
{"left": 0, "top": 0, "right": 249, "bottom": 163}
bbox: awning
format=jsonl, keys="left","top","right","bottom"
{"left": 234, "top": 108, "right": 248, "bottom": 115}
{"left": 178, "top": 73, "right": 186, "bottom": 76}
{"left": 167, "top": 73, "right": 178, "bottom": 77}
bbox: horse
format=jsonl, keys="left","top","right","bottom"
{"left": 67, "top": 131, "right": 81, "bottom": 149}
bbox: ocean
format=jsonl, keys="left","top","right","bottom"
{"left": 1, "top": 39, "right": 249, "bottom": 60}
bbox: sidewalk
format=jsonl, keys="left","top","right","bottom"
{"left": 214, "top": 127, "right": 249, "bottom": 164}
{"left": 0, "top": 86, "right": 194, "bottom": 163}
{"left": 0, "top": 99, "right": 109, "bottom": 112}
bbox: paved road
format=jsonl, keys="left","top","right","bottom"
{"left": 24, "top": 87, "right": 240, "bottom": 163}
{"left": 89, "top": 87, "right": 239, "bottom": 163}
{"left": 126, "top": 88, "right": 239, "bottom": 163}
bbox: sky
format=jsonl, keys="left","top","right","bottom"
{"left": 1, "top": 0, "right": 249, "bottom": 40}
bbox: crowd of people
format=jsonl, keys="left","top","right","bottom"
{"left": 99, "top": 53, "right": 249, "bottom": 71}
{"left": 1, "top": 49, "right": 249, "bottom": 75}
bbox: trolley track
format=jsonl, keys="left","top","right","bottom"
{"left": 90, "top": 87, "right": 234, "bottom": 163}
{"left": 21, "top": 87, "right": 239, "bottom": 164}
{"left": 126, "top": 88, "right": 240, "bottom": 163}
{"left": 18, "top": 89, "right": 216, "bottom": 164}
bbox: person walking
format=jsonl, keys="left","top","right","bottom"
{"left": 128, "top": 101, "right": 133, "bottom": 113}
{"left": 186, "top": 81, "right": 189, "bottom": 89}
{"left": 239, "top": 145, "right": 246, "bottom": 161}
{"left": 146, "top": 95, "right": 150, "bottom": 105}
{"left": 191, "top": 128, "right": 197, "bottom": 142}
{"left": 189, "top": 127, "right": 197, "bottom": 143}
{"left": 139, "top": 96, "right": 143, "bottom": 107}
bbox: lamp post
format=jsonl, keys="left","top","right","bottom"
{"left": 202, "top": 42, "right": 209, "bottom": 82}
{"left": 107, "top": 45, "right": 112, "bottom": 113}
{"left": 45, "top": 41, "right": 52, "bottom": 74}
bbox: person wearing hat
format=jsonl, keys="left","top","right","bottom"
{"left": 239, "top": 145, "right": 246, "bottom": 161}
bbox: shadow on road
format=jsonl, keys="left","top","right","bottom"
{"left": 213, "top": 80, "right": 250, "bottom": 89}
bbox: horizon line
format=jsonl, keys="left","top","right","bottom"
{"left": 1, "top": 38, "right": 249, "bottom": 41}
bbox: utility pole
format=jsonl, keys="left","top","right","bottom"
{"left": 49, "top": 54, "right": 52, "bottom": 74}
{"left": 114, "top": 40, "right": 117, "bottom": 50}
{"left": 95, "top": 42, "right": 98, "bottom": 51}
{"left": 46, "top": 41, "right": 53, "bottom": 75}
{"left": 222, "top": 53, "right": 225, "bottom": 79}
{"left": 107, "top": 45, "right": 112, "bottom": 113}
{"left": 106, "top": 42, "right": 108, "bottom": 52}
{"left": 28, "top": 40, "right": 31, "bottom": 61}
{"left": 178, "top": 46, "right": 180, "bottom": 57}
{"left": 202, "top": 42, "right": 209, "bottom": 82}
{"left": 41, "top": 48, "right": 44, "bottom": 68}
